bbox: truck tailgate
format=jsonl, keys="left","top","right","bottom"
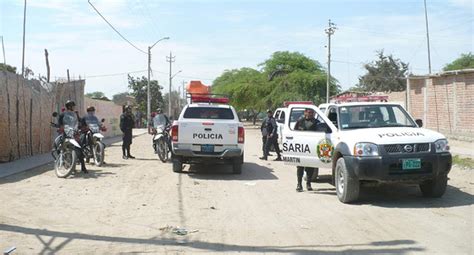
{"left": 178, "top": 120, "right": 238, "bottom": 145}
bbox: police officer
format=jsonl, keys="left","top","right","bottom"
{"left": 120, "top": 105, "right": 135, "bottom": 159}
{"left": 259, "top": 109, "right": 282, "bottom": 161}
{"left": 293, "top": 108, "right": 325, "bottom": 192}
{"left": 58, "top": 100, "right": 88, "bottom": 173}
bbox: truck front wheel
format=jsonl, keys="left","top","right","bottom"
{"left": 335, "top": 157, "right": 360, "bottom": 203}
{"left": 420, "top": 175, "right": 447, "bottom": 198}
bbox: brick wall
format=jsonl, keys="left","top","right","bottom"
{"left": 386, "top": 71, "right": 474, "bottom": 140}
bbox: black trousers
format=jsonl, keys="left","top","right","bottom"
{"left": 261, "top": 135, "right": 267, "bottom": 155}
{"left": 122, "top": 129, "right": 133, "bottom": 156}
{"left": 264, "top": 135, "right": 281, "bottom": 158}
{"left": 297, "top": 167, "right": 315, "bottom": 184}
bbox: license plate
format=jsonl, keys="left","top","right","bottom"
{"left": 201, "top": 144, "right": 214, "bottom": 153}
{"left": 402, "top": 158, "right": 421, "bottom": 170}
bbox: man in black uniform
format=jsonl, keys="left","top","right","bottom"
{"left": 259, "top": 110, "right": 282, "bottom": 161}
{"left": 293, "top": 108, "right": 326, "bottom": 192}
{"left": 58, "top": 100, "right": 88, "bottom": 173}
{"left": 120, "top": 105, "right": 135, "bottom": 159}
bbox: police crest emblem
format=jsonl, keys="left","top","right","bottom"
{"left": 317, "top": 139, "right": 333, "bottom": 163}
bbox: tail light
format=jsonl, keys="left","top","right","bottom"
{"left": 238, "top": 127, "right": 245, "bottom": 144}
{"left": 171, "top": 124, "right": 179, "bottom": 142}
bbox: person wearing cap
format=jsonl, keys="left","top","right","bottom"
{"left": 259, "top": 109, "right": 282, "bottom": 161}
{"left": 120, "top": 105, "right": 135, "bottom": 159}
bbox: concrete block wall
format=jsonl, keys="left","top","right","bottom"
{"left": 84, "top": 97, "right": 123, "bottom": 138}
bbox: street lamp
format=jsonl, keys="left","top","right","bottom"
{"left": 147, "top": 36, "right": 170, "bottom": 129}
{"left": 169, "top": 70, "right": 182, "bottom": 117}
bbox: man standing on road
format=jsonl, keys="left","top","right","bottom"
{"left": 293, "top": 108, "right": 322, "bottom": 192}
{"left": 120, "top": 105, "right": 135, "bottom": 159}
{"left": 260, "top": 110, "right": 282, "bottom": 161}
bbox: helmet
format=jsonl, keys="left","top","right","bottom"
{"left": 87, "top": 106, "right": 95, "bottom": 112}
{"left": 65, "top": 100, "right": 75, "bottom": 109}
{"left": 267, "top": 109, "right": 273, "bottom": 114}
{"left": 156, "top": 108, "right": 162, "bottom": 113}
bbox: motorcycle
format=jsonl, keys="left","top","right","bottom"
{"left": 51, "top": 112, "right": 82, "bottom": 178}
{"left": 153, "top": 125, "right": 171, "bottom": 163}
{"left": 83, "top": 118, "right": 107, "bottom": 166}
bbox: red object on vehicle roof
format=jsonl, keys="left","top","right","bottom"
{"left": 187, "top": 80, "right": 211, "bottom": 95}
{"left": 283, "top": 101, "right": 313, "bottom": 107}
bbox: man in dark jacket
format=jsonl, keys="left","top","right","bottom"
{"left": 120, "top": 105, "right": 135, "bottom": 159}
{"left": 293, "top": 108, "right": 325, "bottom": 192}
{"left": 259, "top": 110, "right": 282, "bottom": 161}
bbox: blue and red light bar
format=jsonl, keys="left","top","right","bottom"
{"left": 189, "top": 93, "right": 230, "bottom": 104}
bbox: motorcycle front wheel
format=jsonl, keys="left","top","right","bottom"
{"left": 93, "top": 142, "right": 105, "bottom": 167}
{"left": 55, "top": 149, "right": 77, "bottom": 178}
{"left": 157, "top": 138, "right": 168, "bottom": 163}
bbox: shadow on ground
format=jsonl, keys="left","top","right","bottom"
{"left": 186, "top": 162, "right": 278, "bottom": 181}
{"left": 0, "top": 223, "right": 424, "bottom": 254}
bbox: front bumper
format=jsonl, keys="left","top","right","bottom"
{"left": 344, "top": 152, "right": 452, "bottom": 182}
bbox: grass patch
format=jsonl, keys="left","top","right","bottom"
{"left": 453, "top": 155, "right": 474, "bottom": 169}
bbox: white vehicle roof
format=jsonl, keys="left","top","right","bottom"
{"left": 333, "top": 102, "right": 402, "bottom": 107}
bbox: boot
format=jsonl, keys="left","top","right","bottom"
{"left": 274, "top": 156, "right": 282, "bottom": 161}
{"left": 122, "top": 146, "right": 128, "bottom": 159}
{"left": 306, "top": 182, "right": 313, "bottom": 191}
{"left": 259, "top": 156, "right": 267, "bottom": 160}
{"left": 296, "top": 183, "right": 303, "bottom": 192}
{"left": 127, "top": 148, "right": 135, "bottom": 159}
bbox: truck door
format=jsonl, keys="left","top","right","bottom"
{"left": 281, "top": 105, "right": 337, "bottom": 169}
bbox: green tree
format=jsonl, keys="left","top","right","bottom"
{"left": 0, "top": 63, "right": 17, "bottom": 73}
{"left": 443, "top": 52, "right": 474, "bottom": 71}
{"left": 260, "top": 51, "right": 339, "bottom": 107}
{"left": 358, "top": 50, "right": 408, "bottom": 92}
{"left": 127, "top": 75, "right": 164, "bottom": 114}
{"left": 85, "top": 91, "right": 106, "bottom": 98}
{"left": 213, "top": 68, "right": 268, "bottom": 124}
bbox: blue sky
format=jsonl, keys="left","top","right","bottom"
{"left": 1, "top": 0, "right": 473, "bottom": 97}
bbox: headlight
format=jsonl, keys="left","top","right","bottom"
{"left": 435, "top": 139, "right": 450, "bottom": 153}
{"left": 354, "top": 143, "right": 379, "bottom": 156}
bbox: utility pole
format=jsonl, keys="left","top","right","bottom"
{"left": 166, "top": 52, "right": 176, "bottom": 117}
{"left": 147, "top": 46, "right": 152, "bottom": 128}
{"left": 1, "top": 36, "right": 6, "bottom": 65}
{"left": 325, "top": 19, "right": 336, "bottom": 103}
{"left": 182, "top": 80, "right": 186, "bottom": 106}
{"left": 423, "top": 0, "right": 432, "bottom": 74}
{"left": 21, "top": 0, "right": 27, "bottom": 77}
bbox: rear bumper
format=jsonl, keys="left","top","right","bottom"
{"left": 344, "top": 152, "right": 452, "bottom": 182}
{"left": 173, "top": 148, "right": 242, "bottom": 158}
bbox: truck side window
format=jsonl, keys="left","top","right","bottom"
{"left": 290, "top": 108, "right": 329, "bottom": 132}
{"left": 279, "top": 111, "right": 286, "bottom": 121}
{"left": 327, "top": 107, "right": 338, "bottom": 127}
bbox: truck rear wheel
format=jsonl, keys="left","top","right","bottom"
{"left": 420, "top": 175, "right": 447, "bottom": 198}
{"left": 335, "top": 157, "right": 359, "bottom": 203}
{"left": 173, "top": 160, "right": 183, "bottom": 173}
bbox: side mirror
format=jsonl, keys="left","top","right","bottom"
{"left": 325, "top": 125, "right": 332, "bottom": 134}
{"left": 415, "top": 119, "right": 423, "bottom": 127}
{"left": 52, "top": 112, "right": 58, "bottom": 117}
{"left": 101, "top": 118, "right": 106, "bottom": 123}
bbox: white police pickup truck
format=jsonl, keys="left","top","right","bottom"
{"left": 281, "top": 102, "right": 452, "bottom": 203}
{"left": 170, "top": 96, "right": 245, "bottom": 174}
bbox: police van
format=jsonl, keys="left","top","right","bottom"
{"left": 281, "top": 102, "right": 452, "bottom": 203}
{"left": 171, "top": 95, "right": 245, "bottom": 174}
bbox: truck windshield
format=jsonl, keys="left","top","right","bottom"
{"left": 338, "top": 105, "right": 416, "bottom": 130}
{"left": 183, "top": 107, "right": 234, "bottom": 120}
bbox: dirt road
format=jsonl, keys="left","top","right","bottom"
{"left": 0, "top": 128, "right": 472, "bottom": 254}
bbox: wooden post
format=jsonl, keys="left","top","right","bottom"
{"left": 44, "top": 49, "right": 50, "bottom": 82}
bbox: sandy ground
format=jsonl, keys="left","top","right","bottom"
{"left": 0, "top": 128, "right": 472, "bottom": 254}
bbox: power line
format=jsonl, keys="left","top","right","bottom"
{"left": 88, "top": 0, "right": 147, "bottom": 55}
